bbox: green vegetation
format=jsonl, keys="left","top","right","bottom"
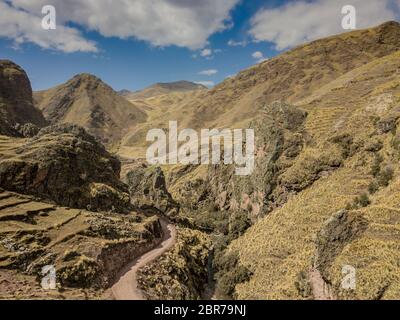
{"left": 213, "top": 251, "right": 252, "bottom": 299}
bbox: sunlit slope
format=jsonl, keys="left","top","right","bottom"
{"left": 119, "top": 21, "right": 400, "bottom": 159}
{"left": 230, "top": 50, "right": 400, "bottom": 299}
{"left": 34, "top": 74, "right": 146, "bottom": 149}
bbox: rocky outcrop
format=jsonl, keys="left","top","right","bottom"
{"left": 0, "top": 60, "right": 47, "bottom": 137}
{"left": 123, "top": 162, "right": 179, "bottom": 218}
{"left": 0, "top": 123, "right": 130, "bottom": 212}
{"left": 137, "top": 228, "right": 211, "bottom": 300}
{"left": 314, "top": 209, "right": 368, "bottom": 275}
{"left": 170, "top": 101, "right": 308, "bottom": 221}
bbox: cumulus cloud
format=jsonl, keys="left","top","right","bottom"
{"left": 6, "top": 0, "right": 240, "bottom": 52}
{"left": 249, "top": 0, "right": 400, "bottom": 50}
{"left": 198, "top": 69, "right": 218, "bottom": 76}
{"left": 252, "top": 51, "right": 267, "bottom": 63}
{"left": 0, "top": 1, "right": 97, "bottom": 52}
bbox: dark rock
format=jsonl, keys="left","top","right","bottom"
{"left": 123, "top": 164, "right": 179, "bottom": 218}
{"left": 0, "top": 60, "right": 47, "bottom": 136}
{"left": 0, "top": 123, "right": 130, "bottom": 212}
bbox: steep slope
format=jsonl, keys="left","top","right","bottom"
{"left": 0, "top": 124, "right": 130, "bottom": 212}
{"left": 34, "top": 74, "right": 147, "bottom": 148}
{"left": 119, "top": 21, "right": 400, "bottom": 159}
{"left": 0, "top": 188, "right": 162, "bottom": 299}
{"left": 131, "top": 22, "right": 400, "bottom": 300}
{"left": 229, "top": 49, "right": 400, "bottom": 299}
{"left": 0, "top": 60, "right": 47, "bottom": 137}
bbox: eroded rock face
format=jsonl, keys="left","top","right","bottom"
{"left": 123, "top": 163, "right": 179, "bottom": 218}
{"left": 0, "top": 123, "right": 130, "bottom": 212}
{"left": 171, "top": 101, "right": 308, "bottom": 220}
{"left": 0, "top": 60, "right": 47, "bottom": 136}
{"left": 314, "top": 210, "right": 368, "bottom": 273}
{"left": 207, "top": 101, "right": 308, "bottom": 218}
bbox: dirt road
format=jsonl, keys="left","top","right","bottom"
{"left": 111, "top": 217, "right": 177, "bottom": 300}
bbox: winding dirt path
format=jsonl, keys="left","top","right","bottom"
{"left": 111, "top": 217, "right": 177, "bottom": 300}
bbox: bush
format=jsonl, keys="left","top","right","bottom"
{"left": 377, "top": 166, "right": 394, "bottom": 187}
{"left": 347, "top": 193, "right": 371, "bottom": 210}
{"left": 371, "top": 154, "right": 383, "bottom": 177}
{"left": 355, "top": 193, "right": 371, "bottom": 208}
{"left": 214, "top": 251, "right": 252, "bottom": 299}
{"left": 330, "top": 134, "right": 354, "bottom": 158}
{"left": 368, "top": 181, "right": 379, "bottom": 194}
{"left": 226, "top": 212, "right": 251, "bottom": 242}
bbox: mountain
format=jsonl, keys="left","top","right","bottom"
{"left": 126, "top": 21, "right": 400, "bottom": 300}
{"left": 34, "top": 73, "right": 147, "bottom": 148}
{"left": 119, "top": 21, "right": 400, "bottom": 157}
{"left": 0, "top": 63, "right": 162, "bottom": 300}
{"left": 2, "top": 21, "right": 400, "bottom": 300}
{"left": 125, "top": 81, "right": 206, "bottom": 100}
{"left": 0, "top": 60, "right": 47, "bottom": 137}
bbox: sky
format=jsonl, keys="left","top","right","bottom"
{"left": 0, "top": 0, "right": 399, "bottom": 91}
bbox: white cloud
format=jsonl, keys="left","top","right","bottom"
{"left": 228, "top": 39, "right": 247, "bottom": 46}
{"left": 200, "top": 48, "right": 213, "bottom": 57}
{"left": 252, "top": 51, "right": 267, "bottom": 63}
{"left": 198, "top": 69, "right": 218, "bottom": 76}
{"left": 252, "top": 51, "right": 263, "bottom": 59}
{"left": 249, "top": 0, "right": 400, "bottom": 50}
{"left": 0, "top": 1, "right": 97, "bottom": 52}
{"left": 7, "top": 0, "right": 240, "bottom": 51}
{"left": 195, "top": 81, "right": 215, "bottom": 87}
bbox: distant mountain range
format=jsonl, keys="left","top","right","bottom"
{"left": 119, "top": 81, "right": 206, "bottom": 100}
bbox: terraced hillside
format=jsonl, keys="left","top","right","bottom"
{"left": 132, "top": 22, "right": 400, "bottom": 300}
{"left": 0, "top": 189, "right": 162, "bottom": 299}
{"left": 228, "top": 51, "right": 400, "bottom": 299}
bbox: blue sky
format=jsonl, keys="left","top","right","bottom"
{"left": 1, "top": 0, "right": 399, "bottom": 91}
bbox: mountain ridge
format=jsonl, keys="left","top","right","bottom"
{"left": 34, "top": 73, "right": 147, "bottom": 148}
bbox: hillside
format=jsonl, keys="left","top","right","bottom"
{"left": 34, "top": 74, "right": 147, "bottom": 149}
{"left": 129, "top": 22, "right": 400, "bottom": 300}
{"left": 0, "top": 63, "right": 165, "bottom": 299}
{"left": 226, "top": 48, "right": 400, "bottom": 300}
{"left": 119, "top": 21, "right": 400, "bottom": 158}
{"left": 1, "top": 21, "right": 400, "bottom": 301}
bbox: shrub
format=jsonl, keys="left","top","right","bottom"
{"left": 377, "top": 166, "right": 394, "bottom": 187}
{"left": 371, "top": 154, "right": 383, "bottom": 177}
{"left": 355, "top": 193, "right": 371, "bottom": 208}
{"left": 214, "top": 251, "right": 252, "bottom": 299}
{"left": 330, "top": 134, "right": 354, "bottom": 158}
{"left": 368, "top": 181, "right": 379, "bottom": 194}
{"left": 226, "top": 212, "right": 251, "bottom": 242}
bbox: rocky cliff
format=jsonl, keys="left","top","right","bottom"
{"left": 0, "top": 60, "right": 47, "bottom": 137}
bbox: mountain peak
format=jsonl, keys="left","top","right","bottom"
{"left": 153, "top": 81, "right": 206, "bottom": 90}
{"left": 69, "top": 73, "right": 104, "bottom": 85}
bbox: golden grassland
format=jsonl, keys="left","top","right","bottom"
{"left": 229, "top": 50, "right": 400, "bottom": 299}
